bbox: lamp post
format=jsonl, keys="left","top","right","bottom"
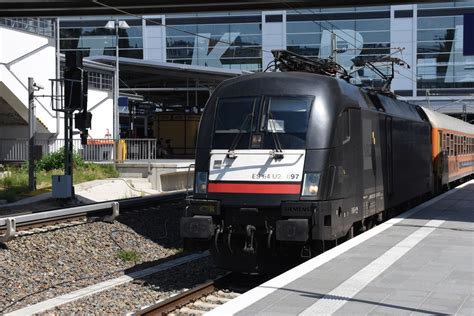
{"left": 28, "top": 78, "right": 44, "bottom": 191}
{"left": 105, "top": 19, "right": 129, "bottom": 160}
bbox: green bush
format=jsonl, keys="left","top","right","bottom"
{"left": 0, "top": 161, "right": 118, "bottom": 202}
{"left": 36, "top": 148, "right": 85, "bottom": 171}
{"left": 0, "top": 168, "right": 29, "bottom": 201}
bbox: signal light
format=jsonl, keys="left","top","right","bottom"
{"left": 64, "top": 68, "right": 86, "bottom": 111}
{"left": 74, "top": 111, "right": 92, "bottom": 130}
{"left": 64, "top": 51, "right": 88, "bottom": 112}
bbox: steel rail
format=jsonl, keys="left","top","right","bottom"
{"left": 119, "top": 190, "right": 187, "bottom": 211}
{"left": 136, "top": 273, "right": 233, "bottom": 316}
{"left": 0, "top": 201, "right": 119, "bottom": 243}
{"left": 0, "top": 191, "right": 187, "bottom": 243}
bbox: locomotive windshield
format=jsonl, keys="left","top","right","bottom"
{"left": 213, "top": 97, "right": 258, "bottom": 149}
{"left": 212, "top": 96, "right": 312, "bottom": 149}
{"left": 261, "top": 96, "right": 312, "bottom": 149}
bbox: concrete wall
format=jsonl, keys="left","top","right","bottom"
{"left": 0, "top": 26, "right": 115, "bottom": 141}
{"left": 82, "top": 88, "right": 114, "bottom": 139}
{"left": 0, "top": 26, "right": 57, "bottom": 136}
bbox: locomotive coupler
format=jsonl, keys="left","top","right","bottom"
{"left": 243, "top": 225, "right": 256, "bottom": 254}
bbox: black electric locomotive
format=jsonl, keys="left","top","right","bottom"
{"left": 181, "top": 52, "right": 439, "bottom": 272}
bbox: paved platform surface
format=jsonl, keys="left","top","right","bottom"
{"left": 209, "top": 180, "right": 474, "bottom": 316}
{"left": 118, "top": 159, "right": 194, "bottom": 167}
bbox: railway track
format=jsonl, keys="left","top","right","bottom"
{"left": 135, "top": 272, "right": 274, "bottom": 316}
{"left": 135, "top": 273, "right": 239, "bottom": 316}
{"left": 0, "top": 191, "right": 186, "bottom": 243}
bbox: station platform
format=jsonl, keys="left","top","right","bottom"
{"left": 116, "top": 159, "right": 194, "bottom": 192}
{"left": 208, "top": 180, "right": 474, "bottom": 316}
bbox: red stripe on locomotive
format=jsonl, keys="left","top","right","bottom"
{"left": 208, "top": 182, "right": 301, "bottom": 194}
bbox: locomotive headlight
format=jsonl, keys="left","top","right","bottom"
{"left": 302, "top": 173, "right": 321, "bottom": 197}
{"left": 195, "top": 172, "right": 208, "bottom": 194}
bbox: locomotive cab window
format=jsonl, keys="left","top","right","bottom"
{"left": 261, "top": 96, "right": 313, "bottom": 149}
{"left": 213, "top": 97, "right": 259, "bottom": 149}
{"left": 212, "top": 95, "right": 312, "bottom": 150}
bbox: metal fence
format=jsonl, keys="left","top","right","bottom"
{"left": 0, "top": 138, "right": 166, "bottom": 162}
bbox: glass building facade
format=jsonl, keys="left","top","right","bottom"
{"left": 165, "top": 13, "right": 262, "bottom": 70}
{"left": 59, "top": 1, "right": 474, "bottom": 112}
{"left": 60, "top": 18, "right": 143, "bottom": 59}
{"left": 286, "top": 6, "right": 392, "bottom": 84}
{"left": 416, "top": 2, "right": 474, "bottom": 94}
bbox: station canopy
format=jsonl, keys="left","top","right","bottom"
{"left": 0, "top": 0, "right": 446, "bottom": 17}
{"left": 87, "top": 56, "right": 246, "bottom": 110}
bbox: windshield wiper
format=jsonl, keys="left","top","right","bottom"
{"left": 268, "top": 112, "right": 284, "bottom": 159}
{"left": 226, "top": 113, "right": 252, "bottom": 159}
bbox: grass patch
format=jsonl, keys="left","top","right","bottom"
{"left": 0, "top": 163, "right": 119, "bottom": 202}
{"left": 116, "top": 249, "right": 140, "bottom": 262}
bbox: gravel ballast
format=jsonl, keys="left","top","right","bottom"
{"left": 43, "top": 256, "right": 225, "bottom": 315}
{"left": 0, "top": 202, "right": 189, "bottom": 314}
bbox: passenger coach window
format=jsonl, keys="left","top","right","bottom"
{"left": 445, "top": 134, "right": 450, "bottom": 155}
{"left": 213, "top": 97, "right": 258, "bottom": 149}
{"left": 450, "top": 134, "right": 454, "bottom": 156}
{"left": 464, "top": 136, "right": 467, "bottom": 154}
{"left": 456, "top": 135, "right": 460, "bottom": 156}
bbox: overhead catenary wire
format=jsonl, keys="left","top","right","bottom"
{"left": 282, "top": 1, "right": 419, "bottom": 81}
{"left": 91, "top": 0, "right": 273, "bottom": 55}
{"left": 92, "top": 0, "right": 369, "bottom": 77}
{"left": 92, "top": 0, "right": 400, "bottom": 72}
{"left": 285, "top": 2, "right": 414, "bottom": 60}
{"left": 90, "top": 0, "right": 439, "bottom": 100}
{"left": 282, "top": 1, "right": 402, "bottom": 58}
{"left": 282, "top": 1, "right": 365, "bottom": 48}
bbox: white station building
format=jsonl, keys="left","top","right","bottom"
{"left": 0, "top": 2, "right": 473, "bottom": 161}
